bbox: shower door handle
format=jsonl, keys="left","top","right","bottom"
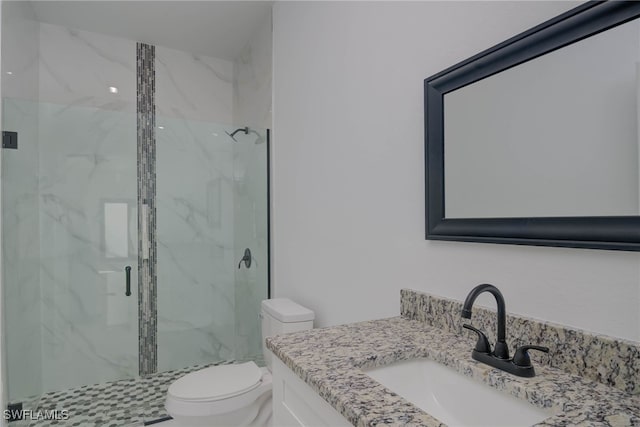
{"left": 125, "top": 266, "right": 132, "bottom": 296}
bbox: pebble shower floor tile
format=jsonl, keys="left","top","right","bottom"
{"left": 11, "top": 362, "right": 229, "bottom": 427}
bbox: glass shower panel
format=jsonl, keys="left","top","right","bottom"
{"left": 156, "top": 117, "right": 237, "bottom": 372}
{"left": 2, "top": 99, "right": 139, "bottom": 401}
{"left": 233, "top": 128, "right": 269, "bottom": 364}
{"left": 3, "top": 98, "right": 42, "bottom": 402}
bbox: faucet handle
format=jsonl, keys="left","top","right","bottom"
{"left": 512, "top": 345, "right": 549, "bottom": 367}
{"left": 463, "top": 324, "right": 491, "bottom": 354}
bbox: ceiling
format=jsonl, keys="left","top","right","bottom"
{"left": 29, "top": 1, "right": 273, "bottom": 61}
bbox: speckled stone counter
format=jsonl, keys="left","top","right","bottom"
{"left": 266, "top": 291, "right": 640, "bottom": 427}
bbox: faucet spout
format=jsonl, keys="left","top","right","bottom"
{"left": 462, "top": 284, "right": 509, "bottom": 359}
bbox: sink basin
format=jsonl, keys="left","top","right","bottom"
{"left": 365, "top": 359, "right": 555, "bottom": 427}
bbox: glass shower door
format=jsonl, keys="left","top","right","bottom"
{"left": 37, "top": 102, "right": 139, "bottom": 393}
{"left": 2, "top": 99, "right": 139, "bottom": 401}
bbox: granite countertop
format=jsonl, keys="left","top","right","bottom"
{"left": 266, "top": 316, "right": 640, "bottom": 427}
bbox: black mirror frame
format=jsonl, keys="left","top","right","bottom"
{"left": 425, "top": 1, "right": 640, "bottom": 252}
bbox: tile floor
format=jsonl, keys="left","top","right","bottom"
{"left": 9, "top": 362, "right": 231, "bottom": 427}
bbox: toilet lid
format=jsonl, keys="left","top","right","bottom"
{"left": 168, "top": 362, "right": 263, "bottom": 402}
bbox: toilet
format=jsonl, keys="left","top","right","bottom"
{"left": 165, "top": 298, "right": 314, "bottom": 426}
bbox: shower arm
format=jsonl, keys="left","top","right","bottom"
{"left": 226, "top": 126, "right": 249, "bottom": 142}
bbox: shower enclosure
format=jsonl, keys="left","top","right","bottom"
{"left": 1, "top": 1, "right": 271, "bottom": 416}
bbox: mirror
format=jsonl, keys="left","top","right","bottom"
{"left": 425, "top": 2, "right": 640, "bottom": 251}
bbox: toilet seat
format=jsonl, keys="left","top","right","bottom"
{"left": 165, "top": 364, "right": 272, "bottom": 418}
{"left": 168, "top": 362, "right": 263, "bottom": 402}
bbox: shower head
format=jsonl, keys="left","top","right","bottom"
{"left": 225, "top": 126, "right": 249, "bottom": 142}
{"left": 246, "top": 129, "right": 266, "bottom": 145}
{"left": 252, "top": 133, "right": 266, "bottom": 145}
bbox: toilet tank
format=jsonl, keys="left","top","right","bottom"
{"left": 261, "top": 298, "right": 314, "bottom": 370}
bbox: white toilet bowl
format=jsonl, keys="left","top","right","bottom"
{"left": 165, "top": 362, "right": 272, "bottom": 426}
{"left": 165, "top": 299, "right": 314, "bottom": 427}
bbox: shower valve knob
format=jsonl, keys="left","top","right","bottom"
{"left": 238, "top": 248, "right": 252, "bottom": 269}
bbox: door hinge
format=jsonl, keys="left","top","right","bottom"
{"left": 2, "top": 131, "right": 17, "bottom": 149}
{"left": 6, "top": 402, "right": 23, "bottom": 422}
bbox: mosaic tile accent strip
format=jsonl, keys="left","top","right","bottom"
{"left": 400, "top": 288, "right": 640, "bottom": 395}
{"left": 18, "top": 363, "right": 230, "bottom": 427}
{"left": 137, "top": 42, "right": 158, "bottom": 377}
{"left": 267, "top": 316, "right": 640, "bottom": 427}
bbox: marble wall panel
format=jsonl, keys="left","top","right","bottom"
{"left": 155, "top": 46, "right": 233, "bottom": 124}
{"left": 155, "top": 48, "right": 236, "bottom": 370}
{"left": 233, "top": 11, "right": 272, "bottom": 130}
{"left": 38, "top": 23, "right": 136, "bottom": 112}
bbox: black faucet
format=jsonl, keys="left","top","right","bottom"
{"left": 461, "top": 284, "right": 548, "bottom": 378}
{"left": 462, "top": 284, "right": 509, "bottom": 359}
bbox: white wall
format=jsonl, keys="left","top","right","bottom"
{"left": 272, "top": 1, "right": 640, "bottom": 342}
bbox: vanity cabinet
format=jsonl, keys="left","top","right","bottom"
{"left": 271, "top": 356, "right": 352, "bottom": 427}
